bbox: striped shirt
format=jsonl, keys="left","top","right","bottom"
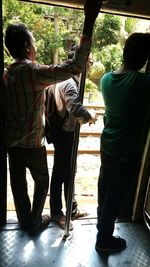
{"left": 3, "top": 35, "right": 91, "bottom": 148}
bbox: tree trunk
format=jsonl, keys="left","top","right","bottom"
{"left": 53, "top": 11, "right": 59, "bottom": 64}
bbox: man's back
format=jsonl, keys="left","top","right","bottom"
{"left": 4, "top": 60, "right": 45, "bottom": 148}
{"left": 101, "top": 70, "right": 150, "bottom": 158}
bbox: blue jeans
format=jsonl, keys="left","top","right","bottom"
{"left": 97, "top": 150, "right": 138, "bottom": 243}
{"left": 50, "top": 130, "right": 77, "bottom": 216}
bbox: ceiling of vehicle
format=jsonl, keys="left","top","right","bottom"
{"left": 19, "top": 0, "right": 150, "bottom": 19}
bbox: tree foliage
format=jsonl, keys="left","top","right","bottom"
{"left": 88, "top": 61, "right": 105, "bottom": 87}
{"left": 84, "top": 78, "right": 99, "bottom": 103}
{"left": 125, "top": 17, "right": 139, "bottom": 34}
{"left": 3, "top": 0, "right": 83, "bottom": 67}
{"left": 100, "top": 44, "right": 122, "bottom": 73}
{"left": 93, "top": 14, "right": 122, "bottom": 50}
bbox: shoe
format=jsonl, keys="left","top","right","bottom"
{"left": 21, "top": 223, "right": 32, "bottom": 231}
{"left": 95, "top": 236, "right": 127, "bottom": 253}
{"left": 71, "top": 209, "right": 89, "bottom": 220}
{"left": 51, "top": 214, "right": 73, "bottom": 230}
{"left": 28, "top": 214, "right": 50, "bottom": 235}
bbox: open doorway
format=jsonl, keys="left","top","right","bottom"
{"left": 2, "top": 0, "right": 150, "bottom": 225}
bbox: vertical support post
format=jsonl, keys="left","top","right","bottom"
{"left": 0, "top": 1, "right": 7, "bottom": 226}
{"left": 53, "top": 9, "right": 59, "bottom": 64}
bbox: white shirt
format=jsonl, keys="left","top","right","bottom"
{"left": 55, "top": 76, "right": 92, "bottom": 132}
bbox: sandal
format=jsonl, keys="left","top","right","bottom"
{"left": 39, "top": 214, "right": 51, "bottom": 229}
{"left": 71, "top": 209, "right": 89, "bottom": 220}
{"left": 51, "top": 214, "right": 73, "bottom": 230}
{"left": 28, "top": 214, "right": 50, "bottom": 235}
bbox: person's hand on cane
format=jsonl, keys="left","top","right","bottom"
{"left": 88, "top": 111, "right": 98, "bottom": 126}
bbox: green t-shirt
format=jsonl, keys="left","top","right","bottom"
{"left": 100, "top": 71, "right": 150, "bottom": 158}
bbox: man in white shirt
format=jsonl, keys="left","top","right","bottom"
{"left": 50, "top": 49, "right": 96, "bottom": 229}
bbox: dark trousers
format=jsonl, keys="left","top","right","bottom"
{"left": 50, "top": 131, "right": 77, "bottom": 216}
{"left": 97, "top": 150, "right": 138, "bottom": 243}
{"left": 8, "top": 146, "right": 49, "bottom": 226}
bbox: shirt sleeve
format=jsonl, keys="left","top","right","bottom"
{"left": 59, "top": 79, "right": 92, "bottom": 123}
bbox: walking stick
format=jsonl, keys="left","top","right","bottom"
{"left": 63, "top": 67, "right": 87, "bottom": 239}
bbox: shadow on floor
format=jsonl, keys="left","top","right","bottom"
{"left": 0, "top": 216, "right": 150, "bottom": 267}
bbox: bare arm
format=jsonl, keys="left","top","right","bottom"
{"left": 83, "top": 0, "right": 103, "bottom": 37}
{"left": 33, "top": 0, "right": 103, "bottom": 87}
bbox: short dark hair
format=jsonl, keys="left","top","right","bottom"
{"left": 123, "top": 32, "right": 150, "bottom": 70}
{"left": 5, "top": 23, "right": 32, "bottom": 59}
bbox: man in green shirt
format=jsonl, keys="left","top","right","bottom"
{"left": 96, "top": 32, "right": 150, "bottom": 253}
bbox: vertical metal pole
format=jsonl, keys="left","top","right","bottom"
{"left": 0, "top": 1, "right": 7, "bottom": 226}
{"left": 132, "top": 59, "right": 150, "bottom": 221}
{"left": 63, "top": 67, "right": 87, "bottom": 239}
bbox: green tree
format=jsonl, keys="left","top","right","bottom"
{"left": 3, "top": 0, "right": 84, "bottom": 67}
{"left": 3, "top": 0, "right": 56, "bottom": 66}
{"left": 84, "top": 78, "right": 98, "bottom": 103}
{"left": 93, "top": 14, "right": 122, "bottom": 50}
{"left": 125, "top": 17, "right": 139, "bottom": 34}
{"left": 100, "top": 44, "right": 122, "bottom": 73}
{"left": 88, "top": 61, "right": 105, "bottom": 87}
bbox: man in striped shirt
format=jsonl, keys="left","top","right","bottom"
{"left": 3, "top": 0, "right": 102, "bottom": 234}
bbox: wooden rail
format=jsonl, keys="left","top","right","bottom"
{"left": 46, "top": 104, "right": 103, "bottom": 155}
{"left": 84, "top": 105, "right": 105, "bottom": 116}
{"left": 84, "top": 105, "right": 105, "bottom": 110}
{"left": 47, "top": 148, "right": 100, "bottom": 155}
{"left": 46, "top": 131, "right": 101, "bottom": 155}
{"left": 80, "top": 131, "right": 101, "bottom": 137}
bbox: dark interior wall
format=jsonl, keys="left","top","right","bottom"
{"left": 0, "top": 0, "right": 7, "bottom": 226}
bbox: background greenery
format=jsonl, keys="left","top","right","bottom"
{"left": 3, "top": 0, "right": 149, "bottom": 103}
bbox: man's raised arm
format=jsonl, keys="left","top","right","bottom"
{"left": 83, "top": 0, "right": 103, "bottom": 38}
